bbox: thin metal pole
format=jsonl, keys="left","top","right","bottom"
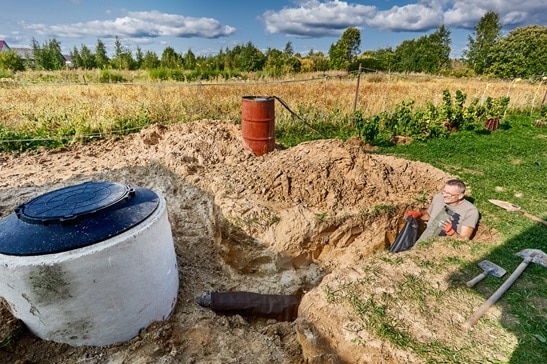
{"left": 352, "top": 63, "right": 362, "bottom": 126}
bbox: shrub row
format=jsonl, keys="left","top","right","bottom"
{"left": 355, "top": 89, "right": 510, "bottom": 143}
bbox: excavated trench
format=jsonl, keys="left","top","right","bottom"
{"left": 0, "top": 120, "right": 452, "bottom": 363}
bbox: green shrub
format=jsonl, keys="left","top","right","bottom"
{"left": 148, "top": 67, "right": 171, "bottom": 81}
{"left": 99, "top": 70, "right": 125, "bottom": 83}
{"left": 355, "top": 111, "right": 379, "bottom": 143}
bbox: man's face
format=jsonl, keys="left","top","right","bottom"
{"left": 442, "top": 185, "right": 463, "bottom": 205}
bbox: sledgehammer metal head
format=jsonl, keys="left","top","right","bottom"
{"left": 516, "top": 249, "right": 547, "bottom": 267}
{"left": 466, "top": 260, "right": 506, "bottom": 287}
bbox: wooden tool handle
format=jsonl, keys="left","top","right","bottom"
{"left": 520, "top": 211, "right": 547, "bottom": 226}
{"left": 463, "top": 259, "right": 530, "bottom": 329}
{"left": 466, "top": 272, "right": 487, "bottom": 288}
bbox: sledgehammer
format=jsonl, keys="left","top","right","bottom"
{"left": 463, "top": 249, "right": 547, "bottom": 329}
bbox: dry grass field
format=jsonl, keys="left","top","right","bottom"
{"left": 1, "top": 70, "right": 545, "bottom": 141}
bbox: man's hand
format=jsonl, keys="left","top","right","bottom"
{"left": 406, "top": 210, "right": 422, "bottom": 219}
{"left": 443, "top": 221, "right": 455, "bottom": 236}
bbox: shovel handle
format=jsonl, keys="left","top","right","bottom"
{"left": 466, "top": 272, "right": 488, "bottom": 288}
{"left": 463, "top": 258, "right": 531, "bottom": 329}
{"left": 519, "top": 211, "right": 547, "bottom": 226}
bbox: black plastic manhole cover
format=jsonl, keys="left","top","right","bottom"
{"left": 0, "top": 181, "right": 160, "bottom": 256}
{"left": 15, "top": 181, "right": 135, "bottom": 225}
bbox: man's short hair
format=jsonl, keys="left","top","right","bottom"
{"left": 446, "top": 179, "right": 466, "bottom": 193}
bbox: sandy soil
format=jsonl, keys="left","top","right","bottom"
{"left": 0, "top": 120, "right": 487, "bottom": 363}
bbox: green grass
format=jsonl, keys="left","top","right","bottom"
{"left": 318, "top": 111, "right": 545, "bottom": 363}
{"left": 374, "top": 111, "right": 547, "bottom": 363}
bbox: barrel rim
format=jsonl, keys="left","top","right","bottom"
{"left": 242, "top": 95, "right": 274, "bottom": 102}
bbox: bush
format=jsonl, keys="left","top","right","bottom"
{"left": 355, "top": 111, "right": 379, "bottom": 143}
{"left": 148, "top": 67, "right": 171, "bottom": 81}
{"left": 99, "top": 70, "right": 125, "bottom": 83}
{"left": 356, "top": 89, "right": 512, "bottom": 144}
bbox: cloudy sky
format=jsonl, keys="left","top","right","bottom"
{"left": 1, "top": 0, "right": 545, "bottom": 59}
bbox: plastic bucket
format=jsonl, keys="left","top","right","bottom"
{"left": 241, "top": 96, "right": 275, "bottom": 156}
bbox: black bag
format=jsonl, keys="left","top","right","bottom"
{"left": 390, "top": 216, "right": 418, "bottom": 253}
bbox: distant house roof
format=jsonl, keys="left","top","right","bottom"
{"left": 0, "top": 41, "right": 31, "bottom": 59}
{"left": 64, "top": 54, "right": 73, "bottom": 67}
{"left": 0, "top": 40, "right": 10, "bottom": 52}
{"left": 12, "top": 47, "right": 33, "bottom": 60}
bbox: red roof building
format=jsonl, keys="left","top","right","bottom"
{"left": 0, "top": 40, "right": 11, "bottom": 52}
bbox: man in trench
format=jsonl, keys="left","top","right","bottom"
{"left": 407, "top": 179, "right": 480, "bottom": 240}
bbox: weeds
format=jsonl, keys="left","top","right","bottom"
{"left": 369, "top": 204, "right": 396, "bottom": 217}
{"left": 314, "top": 212, "right": 329, "bottom": 223}
{"left": 328, "top": 281, "right": 468, "bottom": 363}
{"left": 1, "top": 72, "right": 544, "bottom": 152}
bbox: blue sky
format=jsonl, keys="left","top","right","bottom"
{"left": 1, "top": 0, "right": 546, "bottom": 59}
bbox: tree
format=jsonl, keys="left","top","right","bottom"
{"left": 284, "top": 56, "right": 301, "bottom": 73}
{"left": 135, "top": 46, "right": 144, "bottom": 69}
{"left": 210, "top": 49, "right": 225, "bottom": 71}
{"left": 329, "top": 27, "right": 361, "bottom": 70}
{"left": 142, "top": 51, "right": 160, "bottom": 69}
{"left": 160, "top": 47, "right": 182, "bottom": 69}
{"left": 110, "top": 36, "right": 135, "bottom": 70}
{"left": 264, "top": 48, "right": 284, "bottom": 76}
{"left": 373, "top": 47, "right": 396, "bottom": 71}
{"left": 328, "top": 42, "right": 347, "bottom": 70}
{"left": 423, "top": 24, "right": 451, "bottom": 73}
{"left": 184, "top": 49, "right": 196, "bottom": 70}
{"left": 394, "top": 39, "right": 418, "bottom": 72}
{"left": 464, "top": 11, "right": 502, "bottom": 74}
{"left": 392, "top": 25, "right": 451, "bottom": 74}
{"left": 94, "top": 39, "right": 109, "bottom": 69}
{"left": 70, "top": 47, "right": 82, "bottom": 68}
{"left": 284, "top": 41, "right": 294, "bottom": 56}
{"left": 31, "top": 38, "right": 66, "bottom": 70}
{"left": 0, "top": 50, "right": 25, "bottom": 71}
{"left": 486, "top": 25, "right": 547, "bottom": 78}
{"left": 79, "top": 45, "right": 96, "bottom": 69}
{"left": 223, "top": 47, "right": 234, "bottom": 70}
{"left": 307, "top": 50, "right": 329, "bottom": 72}
{"left": 232, "top": 42, "right": 265, "bottom": 72}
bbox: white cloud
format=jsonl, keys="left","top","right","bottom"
{"left": 261, "top": 0, "right": 375, "bottom": 37}
{"left": 366, "top": 2, "right": 444, "bottom": 32}
{"left": 441, "top": 0, "right": 547, "bottom": 29}
{"left": 262, "top": 0, "right": 547, "bottom": 37}
{"left": 21, "top": 10, "right": 236, "bottom": 40}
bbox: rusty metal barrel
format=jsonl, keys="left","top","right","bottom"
{"left": 241, "top": 96, "right": 275, "bottom": 156}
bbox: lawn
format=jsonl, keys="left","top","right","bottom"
{"left": 376, "top": 112, "right": 546, "bottom": 363}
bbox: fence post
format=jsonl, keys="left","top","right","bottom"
{"left": 352, "top": 63, "right": 362, "bottom": 127}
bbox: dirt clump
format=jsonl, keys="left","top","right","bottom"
{"left": 0, "top": 120, "right": 456, "bottom": 363}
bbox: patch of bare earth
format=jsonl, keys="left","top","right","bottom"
{"left": 0, "top": 120, "right": 514, "bottom": 363}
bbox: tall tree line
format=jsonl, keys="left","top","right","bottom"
{"left": 1, "top": 16, "right": 545, "bottom": 79}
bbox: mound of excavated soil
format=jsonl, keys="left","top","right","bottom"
{"left": 0, "top": 120, "right": 454, "bottom": 363}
